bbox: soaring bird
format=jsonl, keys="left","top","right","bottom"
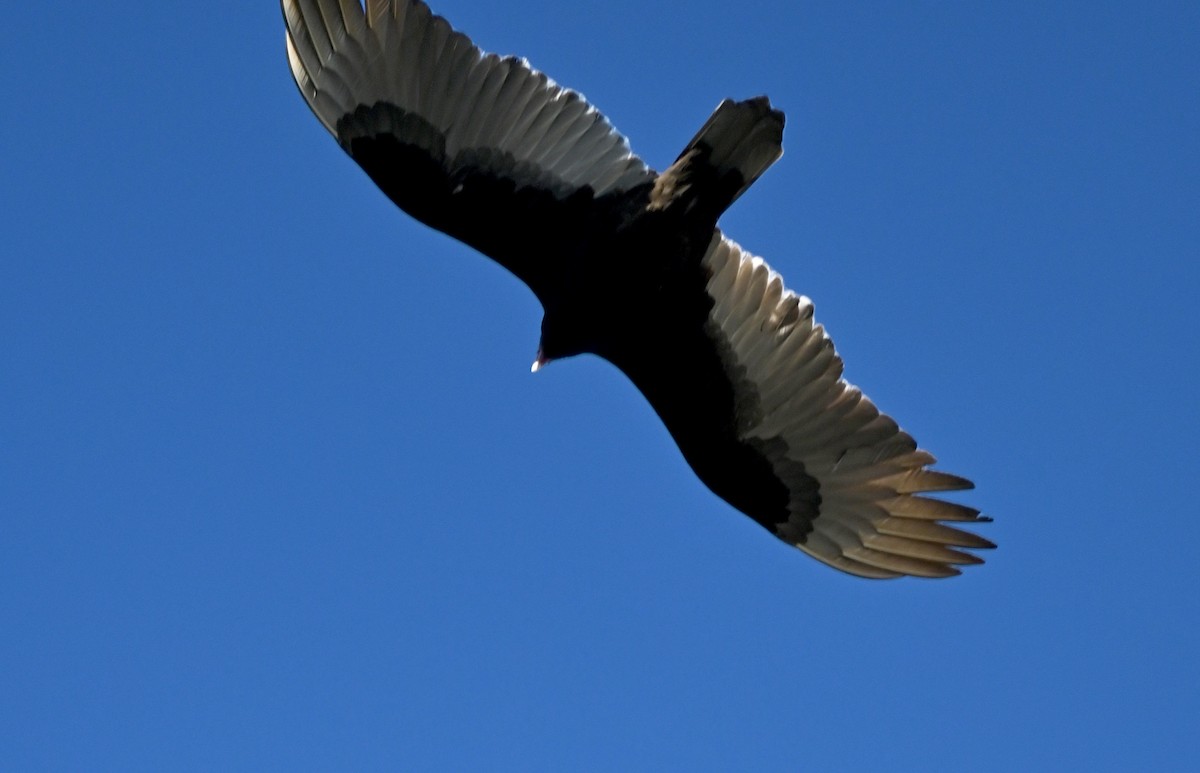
{"left": 282, "top": 0, "right": 993, "bottom": 578}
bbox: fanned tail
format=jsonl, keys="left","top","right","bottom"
{"left": 650, "top": 97, "right": 785, "bottom": 219}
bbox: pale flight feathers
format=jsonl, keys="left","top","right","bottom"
{"left": 702, "top": 235, "right": 992, "bottom": 578}
{"left": 283, "top": 0, "right": 653, "bottom": 197}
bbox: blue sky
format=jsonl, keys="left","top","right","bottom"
{"left": 3, "top": 1, "right": 1197, "bottom": 769}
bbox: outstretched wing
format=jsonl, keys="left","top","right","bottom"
{"left": 282, "top": 0, "right": 654, "bottom": 296}
{"left": 697, "top": 233, "right": 993, "bottom": 578}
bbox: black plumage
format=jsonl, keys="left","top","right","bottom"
{"left": 283, "top": 0, "right": 993, "bottom": 578}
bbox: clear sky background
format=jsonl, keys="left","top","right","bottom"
{"left": 3, "top": 1, "right": 1197, "bottom": 769}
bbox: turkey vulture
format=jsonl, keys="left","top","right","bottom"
{"left": 282, "top": 0, "right": 993, "bottom": 578}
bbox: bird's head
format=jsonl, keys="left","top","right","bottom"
{"left": 531, "top": 303, "right": 595, "bottom": 373}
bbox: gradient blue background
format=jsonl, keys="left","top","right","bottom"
{"left": 3, "top": 1, "right": 1197, "bottom": 769}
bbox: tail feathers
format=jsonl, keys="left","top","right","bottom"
{"left": 651, "top": 97, "right": 784, "bottom": 216}
{"left": 679, "top": 96, "right": 784, "bottom": 202}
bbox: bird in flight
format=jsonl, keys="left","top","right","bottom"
{"left": 281, "top": 0, "right": 993, "bottom": 578}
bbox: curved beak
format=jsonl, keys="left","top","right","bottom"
{"left": 531, "top": 347, "right": 550, "bottom": 373}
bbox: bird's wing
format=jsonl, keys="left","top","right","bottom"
{"left": 282, "top": 0, "right": 654, "bottom": 294}
{"left": 700, "top": 233, "right": 993, "bottom": 578}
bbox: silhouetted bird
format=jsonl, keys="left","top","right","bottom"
{"left": 282, "top": 0, "right": 993, "bottom": 578}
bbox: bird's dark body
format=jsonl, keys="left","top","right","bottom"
{"left": 339, "top": 102, "right": 793, "bottom": 531}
